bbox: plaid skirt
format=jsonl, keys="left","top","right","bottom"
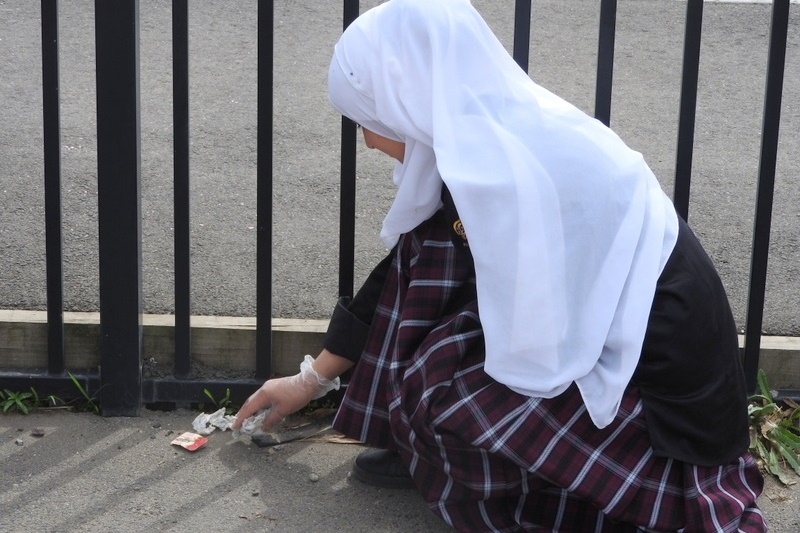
{"left": 333, "top": 211, "right": 765, "bottom": 532}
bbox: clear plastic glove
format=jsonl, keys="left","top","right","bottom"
{"left": 231, "top": 355, "right": 339, "bottom": 433}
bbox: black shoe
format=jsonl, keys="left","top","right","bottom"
{"left": 352, "top": 449, "right": 415, "bottom": 489}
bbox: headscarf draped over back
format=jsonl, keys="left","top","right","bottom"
{"left": 328, "top": 0, "right": 679, "bottom": 428}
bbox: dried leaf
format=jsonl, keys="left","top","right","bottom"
{"left": 302, "top": 433, "right": 363, "bottom": 444}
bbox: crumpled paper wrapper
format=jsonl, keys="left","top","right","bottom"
{"left": 192, "top": 407, "right": 270, "bottom": 438}
{"left": 191, "top": 407, "right": 236, "bottom": 435}
{"left": 232, "top": 409, "right": 269, "bottom": 439}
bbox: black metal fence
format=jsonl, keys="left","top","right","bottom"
{"left": 0, "top": 0, "right": 794, "bottom": 415}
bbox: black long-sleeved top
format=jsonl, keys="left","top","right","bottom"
{"left": 322, "top": 252, "right": 393, "bottom": 363}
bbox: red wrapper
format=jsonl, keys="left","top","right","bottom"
{"left": 171, "top": 432, "right": 208, "bottom": 451}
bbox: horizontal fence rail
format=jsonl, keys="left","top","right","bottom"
{"left": 0, "top": 0, "right": 796, "bottom": 413}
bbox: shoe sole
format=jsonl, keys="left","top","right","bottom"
{"left": 352, "top": 459, "right": 417, "bottom": 490}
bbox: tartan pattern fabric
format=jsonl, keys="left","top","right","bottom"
{"left": 333, "top": 211, "right": 766, "bottom": 532}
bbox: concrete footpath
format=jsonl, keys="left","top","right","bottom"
{"left": 0, "top": 409, "right": 451, "bottom": 533}
{"left": 1, "top": 408, "right": 799, "bottom": 532}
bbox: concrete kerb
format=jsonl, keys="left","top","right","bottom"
{"left": 1, "top": 309, "right": 799, "bottom": 391}
{"left": 0, "top": 310, "right": 326, "bottom": 379}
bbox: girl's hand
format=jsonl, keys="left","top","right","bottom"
{"left": 232, "top": 354, "right": 341, "bottom": 432}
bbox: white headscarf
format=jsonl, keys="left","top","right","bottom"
{"left": 328, "top": 0, "right": 679, "bottom": 428}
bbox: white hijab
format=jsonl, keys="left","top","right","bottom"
{"left": 328, "top": 0, "right": 678, "bottom": 428}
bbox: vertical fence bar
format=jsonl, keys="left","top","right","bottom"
{"left": 95, "top": 0, "right": 143, "bottom": 415}
{"left": 172, "top": 0, "right": 191, "bottom": 379}
{"left": 512, "top": 0, "right": 531, "bottom": 74}
{"left": 41, "top": 0, "right": 65, "bottom": 375}
{"left": 743, "top": 0, "right": 789, "bottom": 393}
{"left": 673, "top": 0, "right": 704, "bottom": 221}
{"left": 338, "top": 0, "right": 360, "bottom": 299}
{"left": 256, "top": 0, "right": 274, "bottom": 379}
{"left": 594, "top": 0, "right": 617, "bottom": 126}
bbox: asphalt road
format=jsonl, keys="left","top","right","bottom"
{"left": 0, "top": 0, "right": 798, "bottom": 335}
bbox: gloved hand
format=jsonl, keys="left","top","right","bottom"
{"left": 232, "top": 355, "right": 340, "bottom": 433}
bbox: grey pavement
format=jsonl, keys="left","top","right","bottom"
{"left": 1, "top": 408, "right": 799, "bottom": 532}
{"left": 0, "top": 409, "right": 452, "bottom": 533}
{"left": 0, "top": 0, "right": 799, "bottom": 334}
